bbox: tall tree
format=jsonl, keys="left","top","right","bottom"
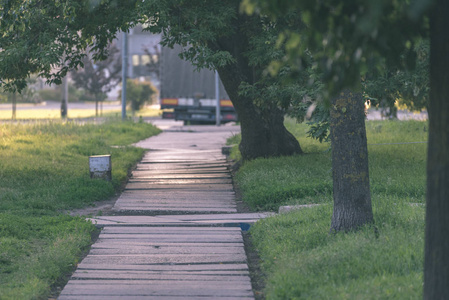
{"left": 0, "top": 0, "right": 304, "bottom": 161}
{"left": 139, "top": 0, "right": 303, "bottom": 160}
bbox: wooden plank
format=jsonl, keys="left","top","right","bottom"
{"left": 96, "top": 235, "right": 242, "bottom": 243}
{"left": 89, "top": 244, "right": 245, "bottom": 255}
{"left": 87, "top": 247, "right": 245, "bottom": 256}
{"left": 59, "top": 295, "right": 253, "bottom": 300}
{"left": 71, "top": 271, "right": 251, "bottom": 282}
{"left": 135, "top": 167, "right": 229, "bottom": 172}
{"left": 113, "top": 202, "right": 236, "bottom": 207}
{"left": 59, "top": 282, "right": 253, "bottom": 297}
{"left": 79, "top": 254, "right": 247, "bottom": 265}
{"left": 76, "top": 263, "right": 249, "bottom": 271}
{"left": 73, "top": 270, "right": 250, "bottom": 276}
{"left": 112, "top": 204, "right": 236, "bottom": 210}
{"left": 112, "top": 201, "right": 236, "bottom": 207}
{"left": 127, "top": 179, "right": 233, "bottom": 184}
{"left": 124, "top": 183, "right": 234, "bottom": 190}
{"left": 130, "top": 172, "right": 231, "bottom": 179}
{"left": 112, "top": 207, "right": 237, "bottom": 213}
{"left": 101, "top": 227, "right": 241, "bottom": 233}
{"left": 91, "top": 242, "right": 245, "bottom": 248}
{"left": 89, "top": 213, "right": 272, "bottom": 225}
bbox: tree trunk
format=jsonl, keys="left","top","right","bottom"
{"left": 217, "top": 64, "right": 302, "bottom": 161}
{"left": 95, "top": 97, "right": 99, "bottom": 117}
{"left": 11, "top": 93, "right": 16, "bottom": 120}
{"left": 211, "top": 13, "right": 302, "bottom": 161}
{"left": 236, "top": 98, "right": 302, "bottom": 161}
{"left": 329, "top": 90, "right": 373, "bottom": 232}
{"left": 424, "top": 1, "right": 449, "bottom": 298}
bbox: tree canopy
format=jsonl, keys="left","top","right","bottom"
{"left": 0, "top": 0, "right": 139, "bottom": 92}
{"left": 242, "top": 0, "right": 430, "bottom": 96}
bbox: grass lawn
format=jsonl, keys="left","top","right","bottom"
{"left": 232, "top": 118, "right": 427, "bottom": 299}
{"left": 0, "top": 118, "right": 161, "bottom": 299}
{"left": 0, "top": 106, "right": 161, "bottom": 120}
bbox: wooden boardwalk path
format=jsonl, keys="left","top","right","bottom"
{"left": 59, "top": 124, "right": 268, "bottom": 299}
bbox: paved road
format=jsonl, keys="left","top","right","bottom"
{"left": 58, "top": 122, "right": 270, "bottom": 300}
{"left": 0, "top": 100, "right": 428, "bottom": 121}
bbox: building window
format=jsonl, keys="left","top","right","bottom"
{"left": 141, "top": 55, "right": 151, "bottom": 66}
{"left": 132, "top": 55, "right": 140, "bottom": 66}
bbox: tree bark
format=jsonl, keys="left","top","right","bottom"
{"left": 211, "top": 14, "right": 302, "bottom": 161}
{"left": 424, "top": 1, "right": 449, "bottom": 298}
{"left": 11, "top": 93, "right": 16, "bottom": 120}
{"left": 95, "top": 96, "right": 99, "bottom": 117}
{"left": 329, "top": 90, "right": 373, "bottom": 232}
{"left": 218, "top": 64, "right": 302, "bottom": 160}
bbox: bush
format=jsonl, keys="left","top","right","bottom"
{"left": 119, "top": 79, "right": 157, "bottom": 111}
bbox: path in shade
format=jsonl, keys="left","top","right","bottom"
{"left": 59, "top": 123, "right": 271, "bottom": 300}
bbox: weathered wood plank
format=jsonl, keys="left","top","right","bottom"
{"left": 101, "top": 227, "right": 241, "bottom": 233}
{"left": 71, "top": 271, "right": 251, "bottom": 281}
{"left": 76, "top": 263, "right": 249, "bottom": 271}
{"left": 113, "top": 201, "right": 236, "bottom": 207}
{"left": 131, "top": 172, "right": 231, "bottom": 179}
{"left": 112, "top": 207, "right": 237, "bottom": 213}
{"left": 127, "top": 179, "right": 233, "bottom": 185}
{"left": 87, "top": 247, "right": 245, "bottom": 256}
{"left": 59, "top": 296, "right": 253, "bottom": 300}
{"left": 79, "top": 254, "right": 247, "bottom": 265}
{"left": 96, "top": 236, "right": 242, "bottom": 243}
{"left": 60, "top": 282, "right": 253, "bottom": 297}
{"left": 91, "top": 241, "right": 244, "bottom": 248}
{"left": 124, "top": 183, "right": 234, "bottom": 190}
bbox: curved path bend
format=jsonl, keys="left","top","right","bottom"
{"left": 58, "top": 121, "right": 271, "bottom": 300}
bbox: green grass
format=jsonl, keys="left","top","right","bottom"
{"left": 235, "top": 119, "right": 426, "bottom": 211}
{"left": 0, "top": 118, "right": 161, "bottom": 299}
{"left": 231, "top": 119, "right": 427, "bottom": 299}
{"left": 0, "top": 106, "right": 161, "bottom": 120}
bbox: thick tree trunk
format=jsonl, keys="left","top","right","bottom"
{"left": 329, "top": 90, "right": 373, "bottom": 232}
{"left": 424, "top": 1, "right": 449, "bottom": 298}
{"left": 217, "top": 64, "right": 302, "bottom": 161}
{"left": 211, "top": 12, "right": 302, "bottom": 161}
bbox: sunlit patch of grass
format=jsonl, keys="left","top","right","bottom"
{"left": 0, "top": 106, "right": 162, "bottom": 120}
{"left": 0, "top": 109, "right": 102, "bottom": 119}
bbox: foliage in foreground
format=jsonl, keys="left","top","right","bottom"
{"left": 232, "top": 119, "right": 427, "bottom": 299}
{"left": 0, "top": 119, "right": 161, "bottom": 299}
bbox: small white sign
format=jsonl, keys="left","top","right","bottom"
{"left": 89, "top": 155, "right": 112, "bottom": 181}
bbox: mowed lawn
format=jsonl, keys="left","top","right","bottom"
{"left": 0, "top": 119, "right": 161, "bottom": 299}
{"left": 233, "top": 119, "right": 427, "bottom": 299}
{"left": 0, "top": 106, "right": 161, "bottom": 120}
